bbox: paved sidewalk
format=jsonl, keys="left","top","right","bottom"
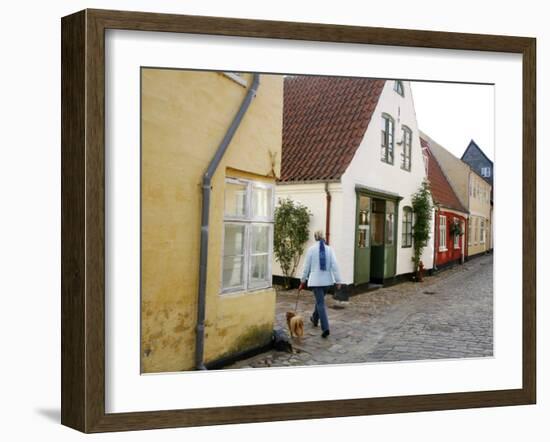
{"left": 226, "top": 254, "right": 493, "bottom": 369}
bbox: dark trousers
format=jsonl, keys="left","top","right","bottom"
{"left": 311, "top": 286, "right": 330, "bottom": 332}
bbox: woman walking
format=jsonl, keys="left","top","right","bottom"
{"left": 298, "top": 230, "right": 342, "bottom": 338}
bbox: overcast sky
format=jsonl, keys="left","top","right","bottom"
{"left": 411, "top": 81, "right": 494, "bottom": 162}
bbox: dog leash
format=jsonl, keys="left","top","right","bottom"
{"left": 294, "top": 287, "right": 301, "bottom": 313}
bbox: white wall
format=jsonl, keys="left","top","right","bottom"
{"left": 274, "top": 182, "right": 344, "bottom": 281}
{"left": 276, "top": 81, "right": 434, "bottom": 284}
{"left": 341, "top": 81, "right": 435, "bottom": 275}
{"left": 1, "top": 1, "right": 547, "bottom": 442}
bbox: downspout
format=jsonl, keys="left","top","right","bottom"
{"left": 325, "top": 182, "right": 332, "bottom": 245}
{"left": 460, "top": 219, "right": 465, "bottom": 264}
{"left": 432, "top": 206, "right": 439, "bottom": 272}
{"left": 195, "top": 73, "right": 260, "bottom": 370}
{"left": 465, "top": 215, "right": 470, "bottom": 261}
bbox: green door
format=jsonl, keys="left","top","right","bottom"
{"left": 370, "top": 198, "right": 386, "bottom": 282}
{"left": 354, "top": 194, "right": 371, "bottom": 284}
{"left": 384, "top": 200, "right": 397, "bottom": 279}
{"left": 369, "top": 198, "right": 398, "bottom": 283}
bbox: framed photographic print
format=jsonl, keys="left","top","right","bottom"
{"left": 61, "top": 9, "right": 536, "bottom": 433}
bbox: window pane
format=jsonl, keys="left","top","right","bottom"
{"left": 223, "top": 256, "right": 244, "bottom": 289}
{"left": 386, "top": 213, "right": 394, "bottom": 244}
{"left": 402, "top": 208, "right": 412, "bottom": 247}
{"left": 439, "top": 216, "right": 447, "bottom": 248}
{"left": 252, "top": 186, "right": 272, "bottom": 218}
{"left": 223, "top": 224, "right": 245, "bottom": 256}
{"left": 382, "top": 116, "right": 395, "bottom": 164}
{"left": 225, "top": 182, "right": 247, "bottom": 217}
{"left": 386, "top": 202, "right": 395, "bottom": 245}
{"left": 251, "top": 224, "right": 270, "bottom": 254}
{"left": 381, "top": 123, "right": 387, "bottom": 161}
{"left": 250, "top": 254, "right": 269, "bottom": 285}
{"left": 371, "top": 212, "right": 384, "bottom": 246}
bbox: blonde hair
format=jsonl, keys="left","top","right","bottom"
{"left": 314, "top": 230, "right": 325, "bottom": 241}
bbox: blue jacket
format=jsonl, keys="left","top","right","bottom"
{"left": 300, "top": 241, "right": 342, "bottom": 287}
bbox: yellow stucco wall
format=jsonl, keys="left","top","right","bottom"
{"left": 467, "top": 171, "right": 492, "bottom": 257}
{"left": 421, "top": 131, "right": 471, "bottom": 210}
{"left": 141, "top": 69, "right": 283, "bottom": 373}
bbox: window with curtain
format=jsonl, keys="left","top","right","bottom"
{"left": 222, "top": 178, "right": 274, "bottom": 293}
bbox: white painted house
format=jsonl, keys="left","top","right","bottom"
{"left": 274, "top": 76, "right": 434, "bottom": 288}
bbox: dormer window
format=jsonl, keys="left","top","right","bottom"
{"left": 394, "top": 80, "right": 404, "bottom": 97}
{"left": 481, "top": 166, "right": 491, "bottom": 178}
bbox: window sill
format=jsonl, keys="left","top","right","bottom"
{"left": 220, "top": 285, "right": 273, "bottom": 296}
{"left": 438, "top": 247, "right": 448, "bottom": 252}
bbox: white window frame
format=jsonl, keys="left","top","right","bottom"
{"left": 481, "top": 166, "right": 491, "bottom": 178}
{"left": 381, "top": 113, "right": 395, "bottom": 165}
{"left": 453, "top": 217, "right": 460, "bottom": 249}
{"left": 439, "top": 215, "right": 447, "bottom": 252}
{"left": 422, "top": 150, "right": 429, "bottom": 175}
{"left": 400, "top": 125, "right": 412, "bottom": 172}
{"left": 401, "top": 206, "right": 413, "bottom": 248}
{"left": 221, "top": 177, "right": 275, "bottom": 294}
{"left": 468, "top": 219, "right": 472, "bottom": 246}
{"left": 394, "top": 80, "right": 404, "bottom": 97}
{"left": 480, "top": 218, "right": 486, "bottom": 244}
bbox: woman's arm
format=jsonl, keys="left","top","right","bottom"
{"left": 300, "top": 248, "right": 312, "bottom": 283}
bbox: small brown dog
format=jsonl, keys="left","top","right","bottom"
{"left": 286, "top": 311, "right": 304, "bottom": 338}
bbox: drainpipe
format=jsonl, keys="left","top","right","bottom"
{"left": 432, "top": 206, "right": 439, "bottom": 272}
{"left": 460, "top": 219, "right": 465, "bottom": 264}
{"left": 325, "top": 182, "right": 332, "bottom": 245}
{"left": 195, "top": 73, "right": 260, "bottom": 370}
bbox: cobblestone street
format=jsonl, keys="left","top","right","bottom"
{"left": 226, "top": 254, "right": 493, "bottom": 369}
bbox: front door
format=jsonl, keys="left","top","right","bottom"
{"left": 369, "top": 198, "right": 398, "bottom": 283}
{"left": 384, "top": 200, "right": 397, "bottom": 278}
{"left": 354, "top": 194, "right": 371, "bottom": 284}
{"left": 370, "top": 198, "right": 386, "bottom": 282}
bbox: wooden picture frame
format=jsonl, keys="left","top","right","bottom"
{"left": 61, "top": 8, "right": 536, "bottom": 433}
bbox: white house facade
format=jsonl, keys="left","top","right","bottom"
{"left": 274, "top": 76, "right": 434, "bottom": 288}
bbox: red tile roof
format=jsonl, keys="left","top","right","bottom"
{"left": 280, "top": 76, "right": 386, "bottom": 182}
{"left": 421, "top": 137, "right": 468, "bottom": 213}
